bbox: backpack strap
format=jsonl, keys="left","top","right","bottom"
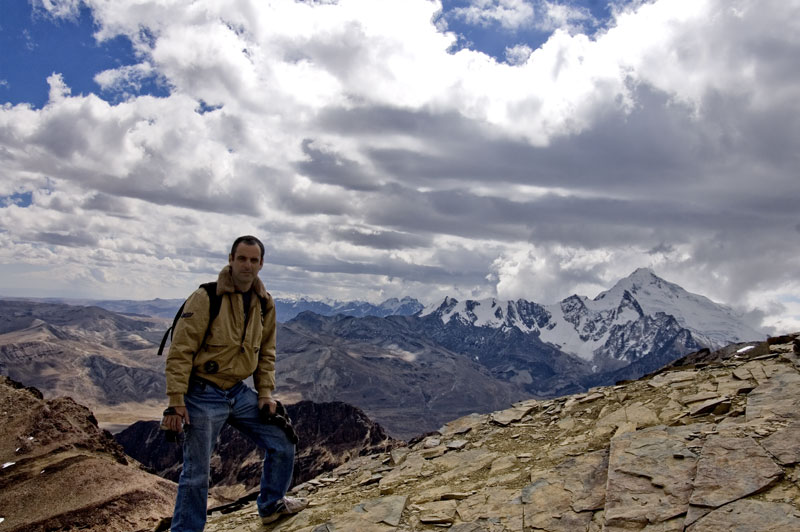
{"left": 157, "top": 301, "right": 186, "bottom": 356}
{"left": 198, "top": 282, "right": 221, "bottom": 351}
{"left": 157, "top": 282, "right": 221, "bottom": 356}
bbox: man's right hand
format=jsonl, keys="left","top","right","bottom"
{"left": 163, "top": 406, "right": 190, "bottom": 433}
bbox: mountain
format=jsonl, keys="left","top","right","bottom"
{"left": 271, "top": 296, "right": 424, "bottom": 322}
{"left": 277, "top": 314, "right": 532, "bottom": 439}
{"left": 0, "top": 299, "right": 168, "bottom": 429}
{"left": 592, "top": 268, "right": 766, "bottom": 347}
{"left": 420, "top": 268, "right": 765, "bottom": 375}
{"left": 196, "top": 333, "right": 800, "bottom": 532}
{"left": 0, "top": 298, "right": 523, "bottom": 439}
{"left": 265, "top": 269, "right": 766, "bottom": 436}
{"left": 0, "top": 269, "right": 769, "bottom": 440}
{"left": 68, "top": 297, "right": 187, "bottom": 319}
{"left": 4, "top": 294, "right": 425, "bottom": 321}
{"left": 0, "top": 375, "right": 175, "bottom": 532}
{"left": 115, "top": 401, "right": 398, "bottom": 504}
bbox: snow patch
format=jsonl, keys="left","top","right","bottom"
{"left": 385, "top": 345, "right": 419, "bottom": 362}
{"left": 2, "top": 462, "right": 15, "bottom": 469}
{"left": 736, "top": 345, "right": 756, "bottom": 353}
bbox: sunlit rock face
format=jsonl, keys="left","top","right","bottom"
{"left": 200, "top": 333, "right": 800, "bottom": 532}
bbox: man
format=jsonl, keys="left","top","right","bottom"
{"left": 164, "top": 235, "right": 307, "bottom": 531}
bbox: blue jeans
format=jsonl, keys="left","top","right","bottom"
{"left": 170, "top": 379, "right": 295, "bottom": 532}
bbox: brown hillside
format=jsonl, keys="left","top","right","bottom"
{"left": 0, "top": 376, "right": 175, "bottom": 532}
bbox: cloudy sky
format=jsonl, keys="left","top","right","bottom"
{"left": 1, "top": 0, "right": 798, "bottom": 332}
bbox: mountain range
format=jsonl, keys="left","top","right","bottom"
{"left": 0, "top": 268, "right": 767, "bottom": 438}
{"left": 421, "top": 268, "right": 764, "bottom": 361}
{"left": 18, "top": 294, "right": 426, "bottom": 321}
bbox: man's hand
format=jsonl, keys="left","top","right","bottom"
{"left": 163, "top": 406, "right": 190, "bottom": 433}
{"left": 259, "top": 397, "right": 277, "bottom": 415}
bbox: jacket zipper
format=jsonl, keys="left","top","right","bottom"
{"left": 240, "top": 294, "right": 251, "bottom": 352}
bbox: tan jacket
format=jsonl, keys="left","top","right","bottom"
{"left": 165, "top": 266, "right": 277, "bottom": 407}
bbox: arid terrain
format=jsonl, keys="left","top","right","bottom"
{"left": 198, "top": 334, "right": 800, "bottom": 531}
{"left": 0, "top": 375, "right": 176, "bottom": 532}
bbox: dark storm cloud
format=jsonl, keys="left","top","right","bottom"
{"left": 318, "top": 90, "right": 705, "bottom": 192}
{"left": 116, "top": 163, "right": 263, "bottom": 216}
{"left": 82, "top": 193, "right": 131, "bottom": 215}
{"left": 330, "top": 227, "right": 432, "bottom": 250}
{"left": 295, "top": 139, "right": 382, "bottom": 191}
{"left": 304, "top": 80, "right": 800, "bottom": 271}
{"left": 317, "top": 106, "right": 480, "bottom": 140}
{"left": 261, "top": 239, "right": 486, "bottom": 285}
{"left": 319, "top": 85, "right": 799, "bottom": 219}
{"left": 33, "top": 231, "right": 99, "bottom": 248}
{"left": 647, "top": 242, "right": 675, "bottom": 256}
{"left": 356, "top": 181, "right": 774, "bottom": 251}
{"left": 360, "top": 184, "right": 529, "bottom": 242}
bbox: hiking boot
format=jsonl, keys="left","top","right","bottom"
{"left": 260, "top": 496, "right": 309, "bottom": 524}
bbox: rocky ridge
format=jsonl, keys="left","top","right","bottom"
{"left": 200, "top": 333, "right": 800, "bottom": 531}
{"left": 116, "top": 400, "right": 398, "bottom": 503}
{"left": 0, "top": 375, "right": 175, "bottom": 532}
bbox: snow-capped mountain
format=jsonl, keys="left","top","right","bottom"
{"left": 421, "top": 268, "right": 766, "bottom": 370}
{"left": 591, "top": 268, "right": 765, "bottom": 347}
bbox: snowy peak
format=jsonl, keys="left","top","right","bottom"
{"left": 421, "top": 269, "right": 766, "bottom": 364}
{"left": 421, "top": 296, "right": 460, "bottom": 318}
{"left": 594, "top": 268, "right": 684, "bottom": 309}
{"left": 435, "top": 298, "right": 506, "bottom": 328}
{"left": 421, "top": 297, "right": 553, "bottom": 333}
{"left": 593, "top": 268, "right": 764, "bottom": 346}
{"left": 617, "top": 290, "right": 645, "bottom": 320}
{"left": 378, "top": 296, "right": 425, "bottom": 315}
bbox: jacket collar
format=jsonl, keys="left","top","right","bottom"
{"left": 216, "top": 265, "right": 268, "bottom": 299}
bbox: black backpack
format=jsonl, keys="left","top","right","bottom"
{"left": 157, "top": 282, "right": 267, "bottom": 356}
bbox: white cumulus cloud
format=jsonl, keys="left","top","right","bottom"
{"left": 0, "top": 0, "right": 798, "bottom": 332}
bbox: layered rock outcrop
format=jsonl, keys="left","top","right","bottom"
{"left": 0, "top": 376, "right": 175, "bottom": 532}
{"left": 201, "top": 334, "right": 800, "bottom": 531}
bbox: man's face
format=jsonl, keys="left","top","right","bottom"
{"left": 229, "top": 243, "right": 263, "bottom": 289}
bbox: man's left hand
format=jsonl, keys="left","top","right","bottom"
{"left": 259, "top": 397, "right": 277, "bottom": 414}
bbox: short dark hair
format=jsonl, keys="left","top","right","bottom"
{"left": 230, "top": 235, "right": 265, "bottom": 260}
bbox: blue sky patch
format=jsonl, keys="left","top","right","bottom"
{"left": 1, "top": 191, "right": 33, "bottom": 208}
{"left": 0, "top": 2, "right": 168, "bottom": 108}
{"left": 438, "top": 0, "right": 617, "bottom": 62}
